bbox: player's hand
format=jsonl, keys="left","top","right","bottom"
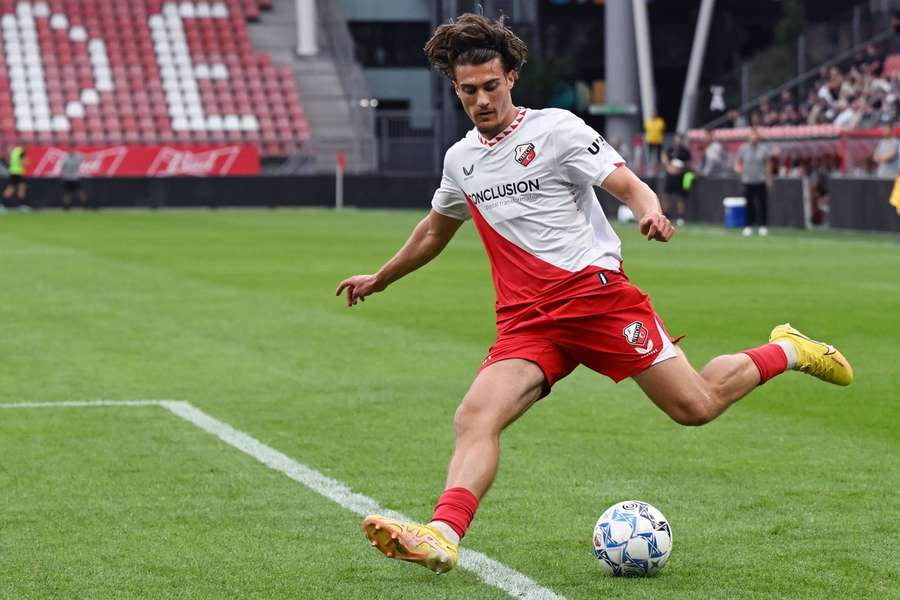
{"left": 639, "top": 211, "right": 674, "bottom": 242}
{"left": 335, "top": 274, "right": 385, "bottom": 307}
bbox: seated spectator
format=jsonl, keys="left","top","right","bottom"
{"left": 878, "top": 95, "right": 898, "bottom": 125}
{"left": 834, "top": 97, "right": 865, "bottom": 128}
{"left": 872, "top": 125, "right": 898, "bottom": 178}
{"left": 807, "top": 98, "right": 828, "bottom": 124}
{"left": 862, "top": 44, "right": 884, "bottom": 75}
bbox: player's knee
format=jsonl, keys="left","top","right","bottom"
{"left": 453, "top": 400, "right": 499, "bottom": 438}
{"left": 669, "top": 398, "right": 716, "bottom": 427}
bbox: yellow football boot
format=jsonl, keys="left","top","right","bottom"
{"left": 362, "top": 515, "right": 459, "bottom": 574}
{"left": 769, "top": 323, "right": 854, "bottom": 386}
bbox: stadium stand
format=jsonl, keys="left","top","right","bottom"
{"left": 687, "top": 36, "right": 900, "bottom": 178}
{"left": 0, "top": 0, "right": 309, "bottom": 159}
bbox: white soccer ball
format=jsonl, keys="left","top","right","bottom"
{"left": 592, "top": 500, "right": 672, "bottom": 576}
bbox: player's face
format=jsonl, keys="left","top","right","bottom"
{"left": 453, "top": 58, "right": 518, "bottom": 138}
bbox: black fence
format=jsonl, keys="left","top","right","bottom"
{"left": 10, "top": 175, "right": 900, "bottom": 233}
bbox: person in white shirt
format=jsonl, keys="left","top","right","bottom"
{"left": 336, "top": 14, "right": 854, "bottom": 575}
{"left": 873, "top": 125, "right": 899, "bottom": 178}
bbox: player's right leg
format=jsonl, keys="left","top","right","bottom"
{"left": 363, "top": 358, "right": 546, "bottom": 573}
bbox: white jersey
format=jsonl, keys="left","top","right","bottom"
{"left": 431, "top": 107, "right": 625, "bottom": 321}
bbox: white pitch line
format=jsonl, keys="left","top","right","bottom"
{"left": 1, "top": 400, "right": 567, "bottom": 600}
{"left": 0, "top": 400, "right": 165, "bottom": 409}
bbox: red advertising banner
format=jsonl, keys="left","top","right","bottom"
{"left": 26, "top": 145, "right": 261, "bottom": 177}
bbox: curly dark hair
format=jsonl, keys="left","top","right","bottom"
{"left": 424, "top": 13, "right": 528, "bottom": 81}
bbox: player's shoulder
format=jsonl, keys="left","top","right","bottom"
{"left": 528, "top": 107, "right": 583, "bottom": 127}
{"left": 443, "top": 130, "right": 480, "bottom": 166}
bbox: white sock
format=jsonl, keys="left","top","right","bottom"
{"left": 774, "top": 340, "right": 798, "bottom": 369}
{"left": 429, "top": 520, "right": 460, "bottom": 546}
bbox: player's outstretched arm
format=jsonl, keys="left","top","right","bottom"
{"left": 601, "top": 165, "right": 674, "bottom": 242}
{"left": 335, "top": 209, "right": 464, "bottom": 306}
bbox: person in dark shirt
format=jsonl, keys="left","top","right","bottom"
{"left": 661, "top": 133, "right": 692, "bottom": 226}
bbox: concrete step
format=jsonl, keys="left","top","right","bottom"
{"left": 245, "top": 0, "right": 376, "bottom": 173}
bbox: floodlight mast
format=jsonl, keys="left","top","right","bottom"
{"left": 676, "top": 0, "right": 716, "bottom": 132}
{"left": 631, "top": 0, "right": 657, "bottom": 122}
{"left": 604, "top": 0, "right": 640, "bottom": 145}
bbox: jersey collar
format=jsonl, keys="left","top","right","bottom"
{"left": 477, "top": 107, "right": 527, "bottom": 148}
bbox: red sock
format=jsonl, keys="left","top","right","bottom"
{"left": 431, "top": 487, "right": 479, "bottom": 540}
{"left": 743, "top": 343, "right": 788, "bottom": 384}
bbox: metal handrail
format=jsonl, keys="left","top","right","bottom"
{"left": 315, "top": 0, "right": 376, "bottom": 172}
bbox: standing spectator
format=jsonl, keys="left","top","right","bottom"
{"left": 701, "top": 130, "right": 728, "bottom": 176}
{"left": 2, "top": 145, "right": 29, "bottom": 211}
{"left": 609, "top": 135, "right": 632, "bottom": 166}
{"left": 661, "top": 133, "right": 692, "bottom": 226}
{"left": 61, "top": 148, "right": 89, "bottom": 210}
{"left": 644, "top": 110, "right": 665, "bottom": 176}
{"left": 810, "top": 157, "right": 831, "bottom": 227}
{"left": 735, "top": 128, "right": 773, "bottom": 236}
{"left": 872, "top": 125, "right": 899, "bottom": 179}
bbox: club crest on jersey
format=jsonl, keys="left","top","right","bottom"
{"left": 514, "top": 143, "right": 536, "bottom": 167}
{"left": 623, "top": 321, "right": 654, "bottom": 355}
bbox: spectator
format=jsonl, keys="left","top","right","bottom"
{"left": 872, "top": 125, "right": 898, "bottom": 179}
{"left": 609, "top": 135, "right": 632, "bottom": 166}
{"left": 61, "top": 148, "right": 89, "bottom": 210}
{"left": 810, "top": 157, "right": 832, "bottom": 227}
{"left": 834, "top": 97, "right": 865, "bottom": 129}
{"left": 700, "top": 131, "right": 728, "bottom": 176}
{"left": 878, "top": 95, "right": 898, "bottom": 125}
{"left": 661, "top": 133, "right": 692, "bottom": 226}
{"left": 643, "top": 110, "right": 665, "bottom": 175}
{"left": 735, "top": 128, "right": 772, "bottom": 237}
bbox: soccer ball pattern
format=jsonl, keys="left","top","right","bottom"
{"left": 592, "top": 500, "right": 672, "bottom": 576}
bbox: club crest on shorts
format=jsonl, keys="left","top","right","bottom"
{"left": 623, "top": 321, "right": 654, "bottom": 355}
{"left": 514, "top": 143, "right": 536, "bottom": 167}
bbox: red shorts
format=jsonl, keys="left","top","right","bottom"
{"left": 479, "top": 270, "right": 678, "bottom": 397}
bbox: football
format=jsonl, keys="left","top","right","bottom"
{"left": 592, "top": 500, "right": 672, "bottom": 576}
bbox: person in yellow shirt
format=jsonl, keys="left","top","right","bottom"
{"left": 644, "top": 111, "right": 665, "bottom": 176}
{"left": 2, "top": 145, "right": 29, "bottom": 211}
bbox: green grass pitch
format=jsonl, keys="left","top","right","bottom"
{"left": 1, "top": 208, "right": 898, "bottom": 599}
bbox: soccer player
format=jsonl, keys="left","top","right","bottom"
{"left": 336, "top": 14, "right": 853, "bottom": 575}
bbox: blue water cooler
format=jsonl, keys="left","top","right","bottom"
{"left": 722, "top": 197, "right": 747, "bottom": 228}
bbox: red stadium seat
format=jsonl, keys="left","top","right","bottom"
{"left": 0, "top": 0, "right": 310, "bottom": 160}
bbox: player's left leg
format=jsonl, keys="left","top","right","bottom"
{"left": 633, "top": 347, "right": 765, "bottom": 425}
{"left": 634, "top": 325, "right": 853, "bottom": 426}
